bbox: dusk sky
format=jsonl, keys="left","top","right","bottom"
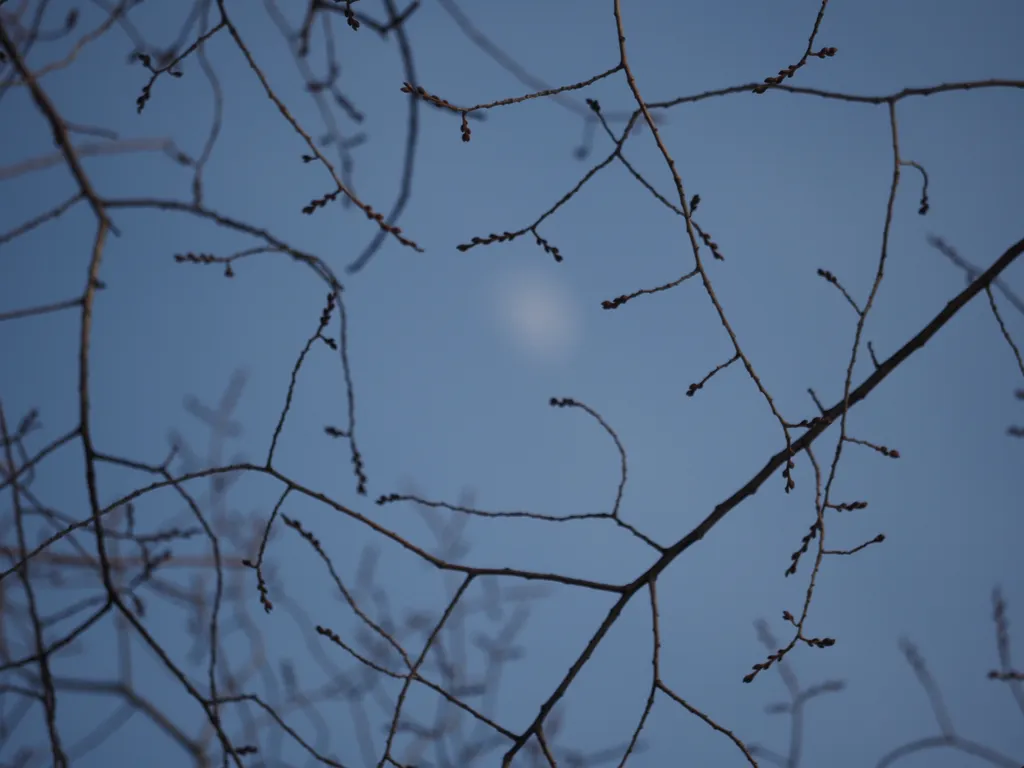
{"left": 1, "top": 1, "right": 1022, "bottom": 766}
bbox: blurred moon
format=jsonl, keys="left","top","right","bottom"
{"left": 492, "top": 265, "right": 581, "bottom": 364}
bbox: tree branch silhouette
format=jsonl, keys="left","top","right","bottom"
{"left": 2, "top": 1, "right": 1022, "bottom": 765}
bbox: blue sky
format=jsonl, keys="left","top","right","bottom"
{"left": 1, "top": 0, "right": 1023, "bottom": 766}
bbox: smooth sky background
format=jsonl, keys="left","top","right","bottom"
{"left": 1, "top": 0, "right": 1023, "bottom": 766}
